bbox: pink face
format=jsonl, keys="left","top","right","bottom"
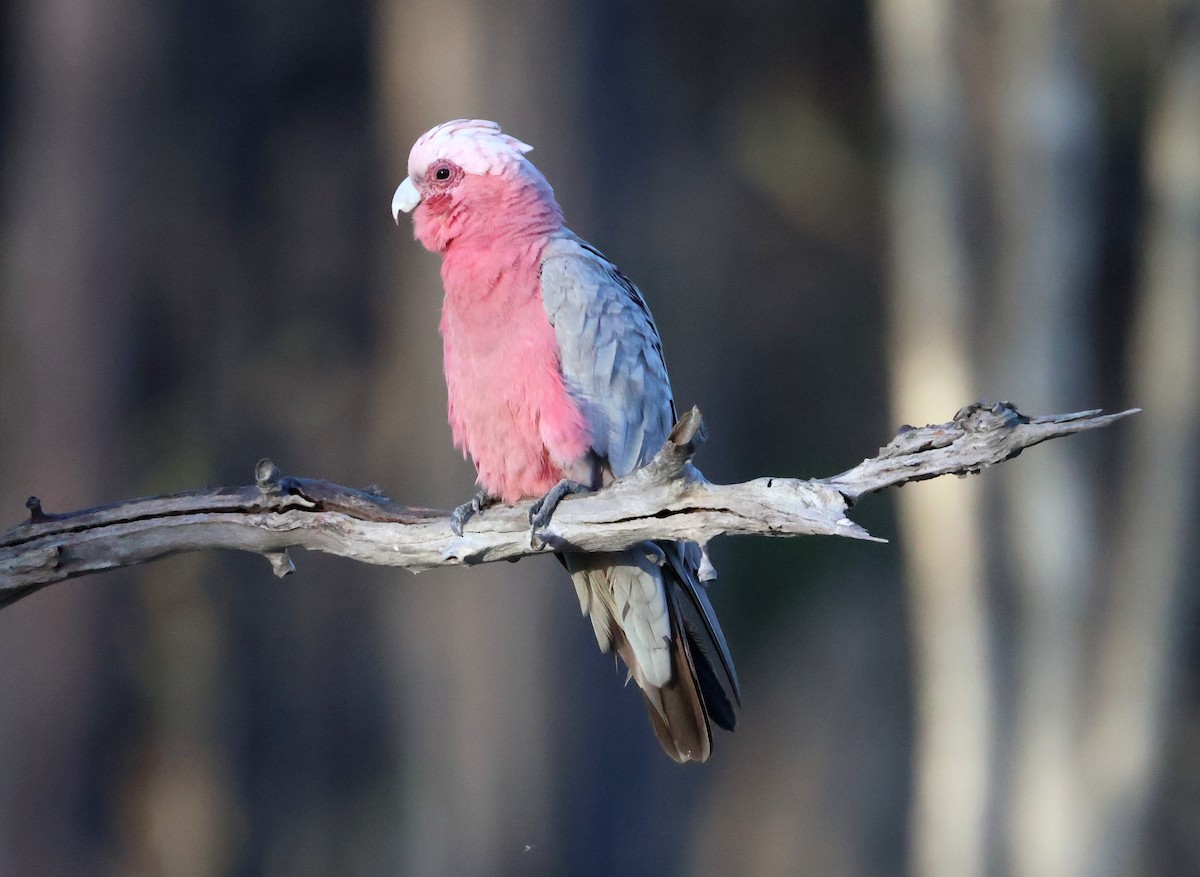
{"left": 394, "top": 158, "right": 501, "bottom": 253}
{"left": 391, "top": 119, "right": 533, "bottom": 221}
{"left": 391, "top": 120, "right": 553, "bottom": 253}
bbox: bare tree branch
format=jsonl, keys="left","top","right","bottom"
{"left": 0, "top": 401, "right": 1137, "bottom": 608}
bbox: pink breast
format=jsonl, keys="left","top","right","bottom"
{"left": 439, "top": 245, "right": 591, "bottom": 503}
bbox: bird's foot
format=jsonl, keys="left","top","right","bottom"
{"left": 450, "top": 489, "right": 498, "bottom": 536}
{"left": 529, "top": 479, "right": 592, "bottom": 532}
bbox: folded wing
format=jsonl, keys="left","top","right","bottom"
{"left": 541, "top": 232, "right": 740, "bottom": 762}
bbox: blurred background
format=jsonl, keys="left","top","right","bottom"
{"left": 0, "top": 0, "right": 1196, "bottom": 873}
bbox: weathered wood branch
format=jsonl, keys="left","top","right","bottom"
{"left": 0, "top": 401, "right": 1137, "bottom": 608}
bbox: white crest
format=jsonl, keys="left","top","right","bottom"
{"left": 407, "top": 119, "right": 534, "bottom": 178}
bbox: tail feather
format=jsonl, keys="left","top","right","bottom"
{"left": 564, "top": 542, "right": 738, "bottom": 762}
{"left": 669, "top": 543, "right": 742, "bottom": 715}
{"left": 642, "top": 611, "right": 710, "bottom": 762}
{"left": 666, "top": 545, "right": 739, "bottom": 732}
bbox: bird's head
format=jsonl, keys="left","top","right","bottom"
{"left": 392, "top": 119, "right": 561, "bottom": 253}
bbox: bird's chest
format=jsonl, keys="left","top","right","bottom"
{"left": 438, "top": 254, "right": 587, "bottom": 500}
{"left": 440, "top": 256, "right": 554, "bottom": 407}
{"left": 442, "top": 293, "right": 551, "bottom": 416}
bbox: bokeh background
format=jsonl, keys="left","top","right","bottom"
{"left": 1, "top": 0, "right": 1197, "bottom": 873}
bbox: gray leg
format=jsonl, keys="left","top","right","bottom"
{"left": 450, "top": 489, "right": 498, "bottom": 536}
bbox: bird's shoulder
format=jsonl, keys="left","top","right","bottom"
{"left": 539, "top": 230, "right": 661, "bottom": 342}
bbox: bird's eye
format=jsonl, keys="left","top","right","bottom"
{"left": 434, "top": 166, "right": 451, "bottom": 181}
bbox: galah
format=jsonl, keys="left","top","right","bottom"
{"left": 391, "top": 119, "right": 739, "bottom": 762}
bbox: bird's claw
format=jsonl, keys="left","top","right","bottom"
{"left": 529, "top": 479, "right": 591, "bottom": 532}
{"left": 450, "top": 490, "right": 496, "bottom": 536}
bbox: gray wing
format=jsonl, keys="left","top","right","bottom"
{"left": 539, "top": 231, "right": 676, "bottom": 479}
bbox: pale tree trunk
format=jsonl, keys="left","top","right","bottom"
{"left": 983, "top": 3, "right": 1101, "bottom": 877}
{"left": 874, "top": 2, "right": 994, "bottom": 875}
{"left": 0, "top": 0, "right": 148, "bottom": 870}
{"left": 371, "top": 1, "right": 585, "bottom": 872}
{"left": 1084, "top": 19, "right": 1200, "bottom": 877}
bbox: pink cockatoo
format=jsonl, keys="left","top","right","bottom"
{"left": 391, "top": 119, "right": 739, "bottom": 762}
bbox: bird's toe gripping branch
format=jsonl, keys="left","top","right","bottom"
{"left": 450, "top": 489, "right": 499, "bottom": 537}
{"left": 529, "top": 479, "right": 593, "bottom": 533}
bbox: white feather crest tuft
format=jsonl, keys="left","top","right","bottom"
{"left": 407, "top": 119, "right": 534, "bottom": 178}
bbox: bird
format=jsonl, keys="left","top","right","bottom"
{"left": 391, "top": 119, "right": 739, "bottom": 762}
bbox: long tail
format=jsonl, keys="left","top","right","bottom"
{"left": 563, "top": 542, "right": 740, "bottom": 762}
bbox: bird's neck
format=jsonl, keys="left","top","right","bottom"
{"left": 440, "top": 230, "right": 548, "bottom": 317}
{"left": 434, "top": 176, "right": 563, "bottom": 314}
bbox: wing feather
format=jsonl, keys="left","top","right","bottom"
{"left": 540, "top": 232, "right": 675, "bottom": 478}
